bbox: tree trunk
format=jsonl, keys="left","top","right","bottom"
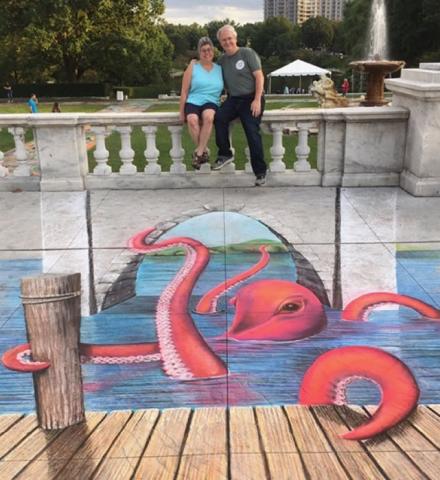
{"left": 22, "top": 273, "right": 85, "bottom": 429}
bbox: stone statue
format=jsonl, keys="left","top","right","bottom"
{"left": 310, "top": 75, "right": 349, "bottom": 108}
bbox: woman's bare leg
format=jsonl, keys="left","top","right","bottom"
{"left": 197, "top": 109, "right": 215, "bottom": 156}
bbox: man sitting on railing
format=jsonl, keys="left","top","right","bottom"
{"left": 213, "top": 25, "right": 267, "bottom": 186}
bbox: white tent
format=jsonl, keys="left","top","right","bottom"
{"left": 267, "top": 59, "right": 331, "bottom": 93}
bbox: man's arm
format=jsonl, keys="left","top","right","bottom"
{"left": 251, "top": 69, "right": 264, "bottom": 117}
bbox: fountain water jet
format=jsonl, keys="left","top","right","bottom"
{"left": 350, "top": 0, "right": 404, "bottom": 106}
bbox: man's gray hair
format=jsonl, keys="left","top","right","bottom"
{"left": 217, "top": 24, "right": 237, "bottom": 41}
{"left": 197, "top": 36, "right": 214, "bottom": 54}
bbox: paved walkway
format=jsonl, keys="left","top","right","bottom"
{"left": 0, "top": 185, "right": 439, "bottom": 478}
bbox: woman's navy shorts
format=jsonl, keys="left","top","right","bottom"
{"left": 184, "top": 102, "right": 218, "bottom": 119}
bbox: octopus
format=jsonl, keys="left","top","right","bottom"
{"left": 3, "top": 227, "right": 440, "bottom": 440}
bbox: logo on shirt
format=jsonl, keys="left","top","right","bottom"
{"left": 235, "top": 60, "right": 245, "bottom": 70}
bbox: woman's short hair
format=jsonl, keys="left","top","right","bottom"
{"left": 197, "top": 37, "right": 214, "bottom": 54}
{"left": 217, "top": 25, "right": 237, "bottom": 41}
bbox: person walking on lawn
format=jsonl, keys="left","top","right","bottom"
{"left": 213, "top": 25, "right": 267, "bottom": 186}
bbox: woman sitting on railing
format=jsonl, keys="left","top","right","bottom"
{"left": 179, "top": 37, "right": 223, "bottom": 169}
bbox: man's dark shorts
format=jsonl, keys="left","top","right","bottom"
{"left": 184, "top": 102, "right": 218, "bottom": 120}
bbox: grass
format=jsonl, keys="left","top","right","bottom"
{"left": 0, "top": 102, "right": 108, "bottom": 152}
{"left": 87, "top": 99, "right": 319, "bottom": 172}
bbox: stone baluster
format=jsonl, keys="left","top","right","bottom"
{"left": 269, "top": 124, "right": 286, "bottom": 172}
{"left": 168, "top": 126, "right": 186, "bottom": 173}
{"left": 142, "top": 126, "right": 161, "bottom": 174}
{"left": 92, "top": 126, "right": 111, "bottom": 175}
{"left": 244, "top": 146, "right": 252, "bottom": 172}
{"left": 8, "top": 127, "right": 31, "bottom": 176}
{"left": 116, "top": 126, "right": 136, "bottom": 175}
{"left": 0, "top": 136, "right": 7, "bottom": 177}
{"left": 294, "top": 123, "right": 312, "bottom": 172}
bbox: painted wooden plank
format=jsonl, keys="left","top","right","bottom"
{"left": 266, "top": 453, "right": 306, "bottom": 480}
{"left": 142, "top": 408, "right": 190, "bottom": 457}
{"left": 313, "top": 406, "right": 364, "bottom": 452}
{"left": 93, "top": 410, "right": 160, "bottom": 480}
{"left": 54, "top": 411, "right": 131, "bottom": 479}
{"left": 283, "top": 405, "right": 332, "bottom": 453}
{"left": 337, "top": 452, "right": 387, "bottom": 479}
{"left": 336, "top": 405, "right": 398, "bottom": 452}
{"left": 365, "top": 406, "right": 436, "bottom": 452}
{"left": 177, "top": 454, "right": 227, "bottom": 480}
{"left": 409, "top": 406, "right": 440, "bottom": 449}
{"left": 370, "top": 452, "right": 426, "bottom": 480}
{"left": 255, "top": 406, "right": 297, "bottom": 453}
{"left": 230, "top": 453, "right": 267, "bottom": 480}
{"left": 229, "top": 407, "right": 260, "bottom": 454}
{"left": 13, "top": 412, "right": 105, "bottom": 480}
{"left": 14, "top": 412, "right": 105, "bottom": 479}
{"left": 0, "top": 461, "right": 29, "bottom": 480}
{"left": 134, "top": 455, "right": 180, "bottom": 480}
{"left": 406, "top": 452, "right": 440, "bottom": 480}
{"left": 301, "top": 452, "right": 350, "bottom": 479}
{"left": 0, "top": 415, "right": 38, "bottom": 459}
{"left": 428, "top": 405, "right": 440, "bottom": 416}
{"left": 183, "top": 407, "right": 226, "bottom": 456}
{"left": 0, "top": 415, "right": 22, "bottom": 436}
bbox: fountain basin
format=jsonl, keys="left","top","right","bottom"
{"left": 350, "top": 60, "right": 405, "bottom": 106}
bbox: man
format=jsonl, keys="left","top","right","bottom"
{"left": 27, "top": 93, "right": 38, "bottom": 113}
{"left": 214, "top": 25, "right": 267, "bottom": 186}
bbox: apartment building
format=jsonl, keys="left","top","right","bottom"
{"left": 264, "top": 0, "right": 348, "bottom": 24}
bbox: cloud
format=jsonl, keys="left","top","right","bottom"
{"left": 164, "top": 0, "right": 263, "bottom": 25}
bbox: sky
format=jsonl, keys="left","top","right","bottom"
{"left": 164, "top": 0, "right": 263, "bottom": 25}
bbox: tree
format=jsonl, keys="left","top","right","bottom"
{"left": 301, "top": 16, "right": 335, "bottom": 50}
{"left": 0, "top": 0, "right": 173, "bottom": 84}
{"left": 338, "top": 0, "right": 370, "bottom": 59}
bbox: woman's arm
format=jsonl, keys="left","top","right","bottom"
{"left": 179, "top": 62, "right": 194, "bottom": 122}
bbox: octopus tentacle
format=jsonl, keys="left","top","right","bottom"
{"left": 128, "top": 230, "right": 228, "bottom": 380}
{"left": 195, "top": 245, "right": 270, "bottom": 314}
{"left": 2, "top": 343, "right": 50, "bottom": 372}
{"left": 342, "top": 292, "right": 440, "bottom": 321}
{"left": 299, "top": 346, "right": 419, "bottom": 440}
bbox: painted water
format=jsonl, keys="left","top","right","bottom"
{"left": 1, "top": 250, "right": 440, "bottom": 414}
{"left": 367, "top": 0, "right": 389, "bottom": 59}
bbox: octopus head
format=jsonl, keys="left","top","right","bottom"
{"left": 226, "top": 279, "right": 327, "bottom": 341}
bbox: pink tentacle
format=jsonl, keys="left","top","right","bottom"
{"left": 342, "top": 292, "right": 440, "bottom": 321}
{"left": 299, "top": 346, "right": 419, "bottom": 440}
{"left": 128, "top": 229, "right": 228, "bottom": 380}
{"left": 2, "top": 343, "right": 50, "bottom": 373}
{"left": 195, "top": 245, "right": 270, "bottom": 314}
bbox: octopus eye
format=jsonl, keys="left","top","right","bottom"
{"left": 280, "top": 302, "right": 302, "bottom": 313}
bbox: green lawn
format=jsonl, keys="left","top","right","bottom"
{"left": 87, "top": 100, "right": 318, "bottom": 172}
{"left": 0, "top": 102, "right": 107, "bottom": 152}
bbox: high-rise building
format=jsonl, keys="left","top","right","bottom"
{"left": 320, "top": 0, "right": 348, "bottom": 21}
{"left": 264, "top": 0, "right": 298, "bottom": 24}
{"left": 264, "top": 0, "right": 349, "bottom": 24}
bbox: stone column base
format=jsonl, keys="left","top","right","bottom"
{"left": 400, "top": 169, "right": 440, "bottom": 196}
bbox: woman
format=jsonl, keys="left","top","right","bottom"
{"left": 179, "top": 37, "right": 223, "bottom": 169}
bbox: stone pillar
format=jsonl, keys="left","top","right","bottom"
{"left": 9, "top": 127, "right": 31, "bottom": 176}
{"left": 0, "top": 141, "right": 7, "bottom": 177}
{"left": 386, "top": 64, "right": 440, "bottom": 196}
{"left": 32, "top": 116, "right": 88, "bottom": 191}
{"left": 143, "top": 126, "right": 161, "bottom": 174}
{"left": 168, "top": 125, "right": 186, "bottom": 173}
{"left": 269, "top": 124, "right": 286, "bottom": 172}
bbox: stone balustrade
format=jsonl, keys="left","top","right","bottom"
{"left": 1, "top": 63, "right": 439, "bottom": 195}
{"left": 0, "top": 107, "right": 411, "bottom": 192}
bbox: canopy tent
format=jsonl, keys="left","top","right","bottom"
{"left": 267, "top": 59, "right": 331, "bottom": 94}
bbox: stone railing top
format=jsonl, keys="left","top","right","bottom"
{"left": 0, "top": 107, "right": 409, "bottom": 128}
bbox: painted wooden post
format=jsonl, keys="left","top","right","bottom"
{"left": 21, "top": 273, "right": 85, "bottom": 429}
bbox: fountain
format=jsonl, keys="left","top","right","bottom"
{"left": 350, "top": 0, "right": 405, "bottom": 106}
